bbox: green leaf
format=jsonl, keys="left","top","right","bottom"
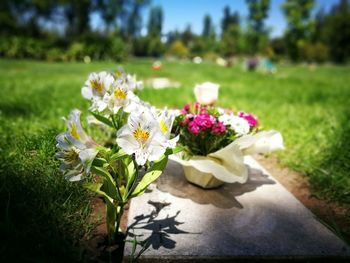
{"left": 127, "top": 160, "right": 135, "bottom": 180}
{"left": 165, "top": 146, "right": 183, "bottom": 156}
{"left": 91, "top": 166, "right": 120, "bottom": 200}
{"left": 110, "top": 150, "right": 128, "bottom": 161}
{"left": 131, "top": 155, "right": 168, "bottom": 198}
{"left": 92, "top": 157, "right": 107, "bottom": 167}
{"left": 83, "top": 182, "right": 114, "bottom": 206}
{"left": 106, "top": 197, "right": 117, "bottom": 244}
{"left": 90, "top": 111, "right": 114, "bottom": 128}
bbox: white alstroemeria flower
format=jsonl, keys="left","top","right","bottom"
{"left": 168, "top": 108, "right": 181, "bottom": 117}
{"left": 82, "top": 71, "right": 114, "bottom": 100}
{"left": 116, "top": 109, "right": 167, "bottom": 165}
{"left": 103, "top": 81, "right": 140, "bottom": 114}
{"left": 156, "top": 109, "right": 179, "bottom": 148}
{"left": 194, "top": 82, "right": 220, "bottom": 105}
{"left": 126, "top": 74, "right": 144, "bottom": 92}
{"left": 82, "top": 72, "right": 114, "bottom": 112}
{"left": 115, "top": 67, "right": 143, "bottom": 92}
{"left": 63, "top": 109, "right": 95, "bottom": 146}
{"left": 219, "top": 114, "right": 250, "bottom": 136}
{"left": 56, "top": 110, "right": 98, "bottom": 181}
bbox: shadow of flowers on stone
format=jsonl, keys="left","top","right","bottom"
{"left": 126, "top": 200, "right": 197, "bottom": 260}
{"left": 156, "top": 160, "right": 276, "bottom": 209}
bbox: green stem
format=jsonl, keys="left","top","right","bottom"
{"left": 115, "top": 204, "right": 125, "bottom": 234}
{"left": 112, "top": 114, "right": 118, "bottom": 130}
{"left": 125, "top": 158, "right": 140, "bottom": 200}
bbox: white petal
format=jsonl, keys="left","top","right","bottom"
{"left": 116, "top": 134, "right": 139, "bottom": 155}
{"left": 135, "top": 149, "right": 149, "bottom": 165}
{"left": 82, "top": 86, "right": 93, "bottom": 100}
{"left": 56, "top": 133, "right": 71, "bottom": 150}
{"left": 79, "top": 148, "right": 98, "bottom": 174}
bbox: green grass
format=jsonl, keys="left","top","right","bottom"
{"left": 0, "top": 59, "right": 349, "bottom": 260}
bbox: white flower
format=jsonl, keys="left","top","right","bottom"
{"left": 194, "top": 82, "right": 220, "bottom": 105}
{"left": 126, "top": 74, "right": 144, "bottom": 92}
{"left": 116, "top": 109, "right": 168, "bottom": 165}
{"left": 81, "top": 72, "right": 114, "bottom": 112}
{"left": 156, "top": 109, "right": 179, "bottom": 148}
{"left": 56, "top": 110, "right": 98, "bottom": 181}
{"left": 219, "top": 114, "right": 250, "bottom": 136}
{"left": 103, "top": 80, "right": 140, "bottom": 114}
{"left": 115, "top": 67, "right": 143, "bottom": 92}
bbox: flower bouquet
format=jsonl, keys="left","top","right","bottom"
{"left": 55, "top": 68, "right": 179, "bottom": 249}
{"left": 171, "top": 82, "right": 284, "bottom": 189}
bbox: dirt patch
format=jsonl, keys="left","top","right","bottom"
{"left": 81, "top": 198, "right": 129, "bottom": 262}
{"left": 254, "top": 154, "right": 350, "bottom": 243}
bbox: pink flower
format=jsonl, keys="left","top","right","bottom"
{"left": 194, "top": 102, "right": 200, "bottom": 110}
{"left": 188, "top": 122, "right": 201, "bottom": 135}
{"left": 181, "top": 104, "right": 190, "bottom": 114}
{"left": 200, "top": 108, "right": 208, "bottom": 114}
{"left": 239, "top": 112, "right": 258, "bottom": 127}
{"left": 193, "top": 114, "right": 215, "bottom": 130}
{"left": 212, "top": 121, "right": 226, "bottom": 134}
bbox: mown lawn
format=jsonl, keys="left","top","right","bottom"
{"left": 0, "top": 59, "right": 349, "bottom": 260}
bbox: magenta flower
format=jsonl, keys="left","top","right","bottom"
{"left": 212, "top": 121, "right": 226, "bottom": 134}
{"left": 181, "top": 104, "right": 190, "bottom": 114}
{"left": 239, "top": 112, "right": 258, "bottom": 127}
{"left": 188, "top": 122, "right": 201, "bottom": 135}
{"left": 194, "top": 114, "right": 215, "bottom": 130}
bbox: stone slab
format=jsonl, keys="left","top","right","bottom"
{"left": 124, "top": 156, "right": 350, "bottom": 261}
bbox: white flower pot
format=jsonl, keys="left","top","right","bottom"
{"left": 170, "top": 130, "right": 284, "bottom": 189}
{"left": 183, "top": 164, "right": 224, "bottom": 189}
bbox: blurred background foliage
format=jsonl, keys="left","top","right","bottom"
{"left": 0, "top": 0, "right": 349, "bottom": 63}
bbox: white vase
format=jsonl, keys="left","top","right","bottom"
{"left": 169, "top": 130, "right": 284, "bottom": 188}
{"left": 183, "top": 164, "right": 224, "bottom": 189}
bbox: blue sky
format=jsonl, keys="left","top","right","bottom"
{"left": 91, "top": 0, "right": 338, "bottom": 37}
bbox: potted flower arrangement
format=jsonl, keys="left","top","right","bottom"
{"left": 55, "top": 68, "right": 179, "bottom": 256}
{"left": 171, "top": 82, "right": 284, "bottom": 189}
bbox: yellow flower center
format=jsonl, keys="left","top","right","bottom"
{"left": 70, "top": 124, "right": 80, "bottom": 140}
{"left": 133, "top": 127, "right": 149, "bottom": 144}
{"left": 65, "top": 148, "right": 79, "bottom": 163}
{"left": 115, "top": 71, "right": 123, "bottom": 78}
{"left": 114, "top": 88, "right": 127, "bottom": 100}
{"left": 90, "top": 80, "right": 103, "bottom": 93}
{"left": 159, "top": 120, "right": 168, "bottom": 135}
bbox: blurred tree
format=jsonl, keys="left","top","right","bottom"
{"left": 202, "top": 14, "right": 215, "bottom": 38}
{"left": 181, "top": 25, "right": 194, "bottom": 47}
{"left": 167, "top": 40, "right": 188, "bottom": 58}
{"left": 166, "top": 29, "right": 181, "bottom": 44}
{"left": 147, "top": 6, "right": 163, "bottom": 37}
{"left": 0, "top": 0, "right": 57, "bottom": 37}
{"left": 281, "top": 0, "right": 315, "bottom": 61}
{"left": 312, "top": 8, "right": 327, "bottom": 43}
{"left": 270, "top": 37, "right": 286, "bottom": 58}
{"left": 246, "top": 0, "right": 271, "bottom": 54}
{"left": 61, "top": 0, "right": 92, "bottom": 38}
{"left": 124, "top": 0, "right": 149, "bottom": 39}
{"left": 221, "top": 6, "right": 240, "bottom": 35}
{"left": 95, "top": 0, "right": 125, "bottom": 33}
{"left": 323, "top": 0, "right": 350, "bottom": 62}
{"left": 221, "top": 24, "right": 240, "bottom": 58}
{"left": 220, "top": 6, "right": 241, "bottom": 57}
{"left": 132, "top": 6, "right": 164, "bottom": 57}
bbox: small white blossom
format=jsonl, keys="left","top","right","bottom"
{"left": 56, "top": 110, "right": 98, "bottom": 181}
{"left": 194, "top": 82, "right": 220, "bottom": 105}
{"left": 82, "top": 72, "right": 114, "bottom": 112}
{"left": 116, "top": 107, "right": 177, "bottom": 166}
{"left": 219, "top": 114, "right": 250, "bottom": 136}
{"left": 155, "top": 108, "right": 179, "bottom": 148}
{"left": 103, "top": 80, "right": 140, "bottom": 114}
